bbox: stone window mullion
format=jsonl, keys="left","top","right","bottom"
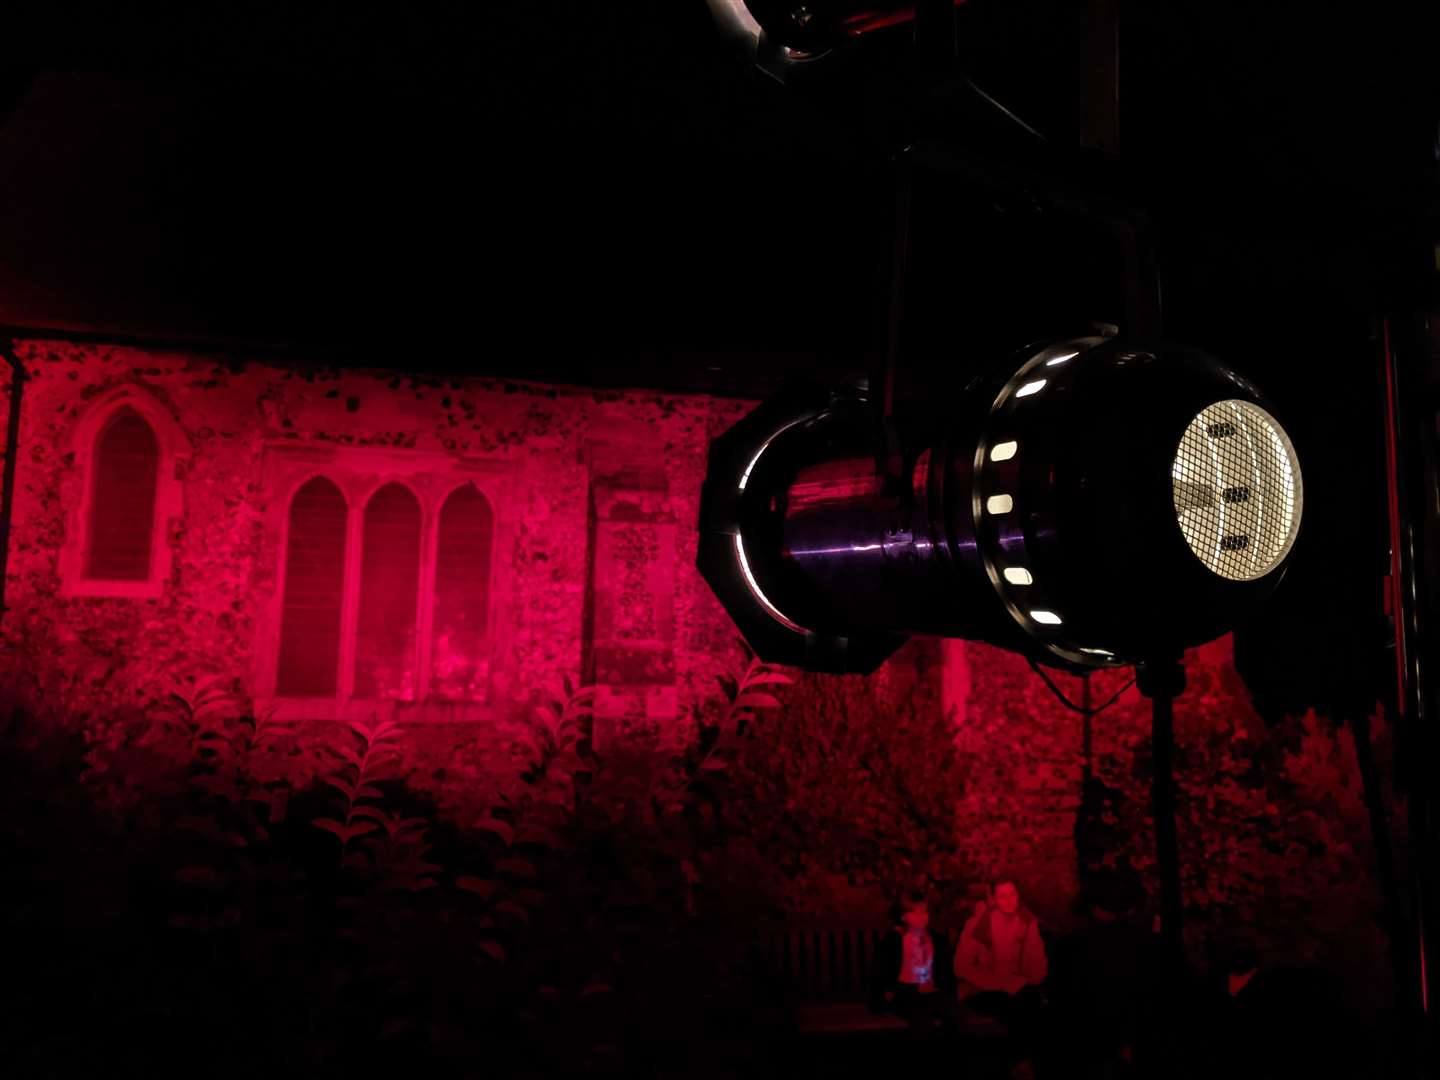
{"left": 336, "top": 493, "right": 365, "bottom": 701}
{"left": 414, "top": 501, "right": 439, "bottom": 703}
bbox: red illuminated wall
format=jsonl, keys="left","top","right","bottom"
{"left": 0, "top": 340, "right": 758, "bottom": 801}
{"left": 0, "top": 339, "right": 1393, "bottom": 976}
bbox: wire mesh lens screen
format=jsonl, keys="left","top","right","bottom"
{"left": 1172, "top": 400, "right": 1302, "bottom": 581}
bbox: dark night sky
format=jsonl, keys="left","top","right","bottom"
{"left": 0, "top": 1, "right": 899, "bottom": 385}
{"left": 1, "top": 1, "right": 1436, "bottom": 710}
{"left": 1, "top": 2, "right": 1428, "bottom": 387}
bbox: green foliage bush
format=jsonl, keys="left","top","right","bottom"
{"left": 0, "top": 654, "right": 795, "bottom": 1077}
{"left": 0, "top": 629, "right": 1401, "bottom": 1072}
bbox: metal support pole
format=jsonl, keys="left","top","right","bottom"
{"left": 1078, "top": 0, "right": 1120, "bottom": 153}
{"left": 1382, "top": 310, "right": 1440, "bottom": 1068}
{"left": 913, "top": 0, "right": 957, "bottom": 69}
{"left": 1137, "top": 655, "right": 1186, "bottom": 972}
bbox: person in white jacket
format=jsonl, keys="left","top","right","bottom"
{"left": 954, "top": 877, "right": 1049, "bottom": 998}
{"left": 955, "top": 876, "right": 1049, "bottom": 1078}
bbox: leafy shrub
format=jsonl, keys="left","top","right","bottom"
{"left": 2, "top": 652, "right": 794, "bottom": 1077}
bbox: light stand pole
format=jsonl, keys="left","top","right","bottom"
{"left": 1137, "top": 654, "right": 1186, "bottom": 972}
{"left": 913, "top": 0, "right": 957, "bottom": 69}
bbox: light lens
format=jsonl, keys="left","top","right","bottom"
{"left": 1015, "top": 379, "right": 1047, "bottom": 398}
{"left": 1172, "top": 400, "right": 1303, "bottom": 581}
{"left": 990, "top": 440, "right": 1018, "bottom": 462}
{"left": 1030, "top": 610, "right": 1063, "bottom": 625}
{"left": 1003, "top": 567, "right": 1033, "bottom": 585}
{"left": 986, "top": 494, "right": 1014, "bottom": 515}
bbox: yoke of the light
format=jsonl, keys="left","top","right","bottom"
{"left": 696, "top": 337, "right": 1303, "bottom": 674}
{"left": 704, "top": 0, "right": 969, "bottom": 81}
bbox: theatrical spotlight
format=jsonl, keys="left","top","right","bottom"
{"left": 697, "top": 335, "right": 1303, "bottom": 675}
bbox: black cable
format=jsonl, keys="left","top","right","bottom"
{"left": 1026, "top": 657, "right": 1135, "bottom": 716}
{"left": 960, "top": 75, "right": 1048, "bottom": 143}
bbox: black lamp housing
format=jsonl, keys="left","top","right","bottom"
{"left": 697, "top": 336, "right": 1304, "bottom": 673}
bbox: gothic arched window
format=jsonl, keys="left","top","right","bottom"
{"left": 84, "top": 408, "right": 160, "bottom": 581}
{"left": 261, "top": 452, "right": 511, "bottom": 714}
{"left": 353, "top": 482, "right": 423, "bottom": 700}
{"left": 430, "top": 484, "right": 494, "bottom": 700}
{"left": 275, "top": 477, "right": 349, "bottom": 697}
